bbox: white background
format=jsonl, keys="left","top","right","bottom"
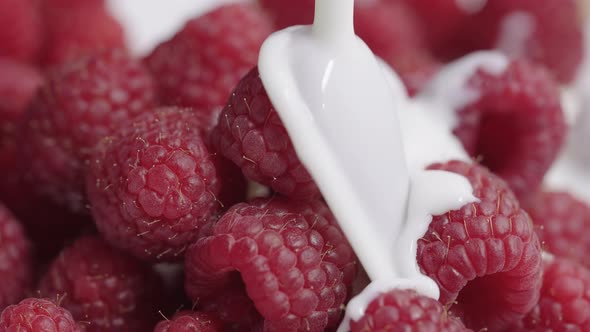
{"left": 107, "top": 0, "right": 243, "bottom": 55}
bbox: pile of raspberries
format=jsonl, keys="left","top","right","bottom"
{"left": 0, "top": 0, "right": 588, "bottom": 331}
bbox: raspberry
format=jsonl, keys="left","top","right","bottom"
{"left": 441, "top": 0, "right": 584, "bottom": 83}
{"left": 354, "top": 0, "right": 434, "bottom": 77}
{"left": 154, "top": 311, "right": 223, "bottom": 332}
{"left": 0, "top": 58, "right": 42, "bottom": 129}
{"left": 184, "top": 198, "right": 357, "bottom": 331}
{"left": 523, "top": 191, "right": 590, "bottom": 269}
{"left": 452, "top": 59, "right": 566, "bottom": 199}
{"left": 510, "top": 257, "right": 590, "bottom": 331}
{"left": 0, "top": 0, "right": 41, "bottom": 62}
{"left": 349, "top": 289, "right": 470, "bottom": 332}
{"left": 0, "top": 58, "right": 42, "bottom": 210}
{"left": 38, "top": 235, "right": 164, "bottom": 332}
{"left": 0, "top": 204, "right": 32, "bottom": 310}
{"left": 198, "top": 279, "right": 264, "bottom": 331}
{"left": 41, "top": 1, "right": 126, "bottom": 66}
{"left": 87, "top": 107, "right": 236, "bottom": 261}
{"left": 417, "top": 160, "right": 542, "bottom": 331}
{"left": 22, "top": 49, "right": 156, "bottom": 212}
{"left": 258, "top": 0, "right": 315, "bottom": 29}
{"left": 144, "top": 3, "right": 273, "bottom": 114}
{"left": 211, "top": 67, "right": 320, "bottom": 199}
{"left": 0, "top": 298, "right": 79, "bottom": 332}
{"left": 403, "top": 0, "right": 475, "bottom": 55}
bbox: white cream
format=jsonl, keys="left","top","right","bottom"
{"left": 416, "top": 51, "right": 509, "bottom": 129}
{"left": 259, "top": 0, "right": 411, "bottom": 284}
{"left": 259, "top": 1, "right": 479, "bottom": 330}
{"left": 495, "top": 11, "right": 536, "bottom": 59}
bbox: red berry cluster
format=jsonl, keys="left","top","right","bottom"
{"left": 0, "top": 0, "right": 587, "bottom": 331}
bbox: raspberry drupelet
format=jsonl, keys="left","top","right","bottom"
{"left": 87, "top": 107, "right": 242, "bottom": 262}
{"left": 349, "top": 289, "right": 471, "bottom": 332}
{"left": 450, "top": 60, "right": 566, "bottom": 199}
{"left": 22, "top": 48, "right": 157, "bottom": 212}
{"left": 38, "top": 235, "right": 164, "bottom": 332}
{"left": 144, "top": 3, "right": 273, "bottom": 114}
{"left": 417, "top": 160, "right": 543, "bottom": 331}
{"left": 0, "top": 204, "right": 32, "bottom": 310}
{"left": 184, "top": 197, "right": 357, "bottom": 332}
{"left": 0, "top": 298, "right": 80, "bottom": 332}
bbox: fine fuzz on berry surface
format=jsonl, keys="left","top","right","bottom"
{"left": 417, "top": 160, "right": 542, "bottom": 331}
{"left": 185, "top": 198, "right": 357, "bottom": 332}
{"left": 0, "top": 0, "right": 41, "bottom": 62}
{"left": 211, "top": 67, "right": 321, "bottom": 199}
{"left": 524, "top": 191, "right": 590, "bottom": 269}
{"left": 0, "top": 204, "right": 32, "bottom": 310}
{"left": 154, "top": 311, "right": 223, "bottom": 332}
{"left": 38, "top": 235, "right": 164, "bottom": 332}
{"left": 510, "top": 257, "right": 590, "bottom": 331}
{"left": 349, "top": 289, "right": 471, "bottom": 332}
{"left": 22, "top": 49, "right": 156, "bottom": 212}
{"left": 144, "top": 3, "right": 273, "bottom": 114}
{"left": 40, "top": 1, "right": 126, "bottom": 66}
{"left": 87, "top": 107, "right": 238, "bottom": 262}
{"left": 451, "top": 60, "right": 566, "bottom": 199}
{"left": 0, "top": 298, "right": 79, "bottom": 332}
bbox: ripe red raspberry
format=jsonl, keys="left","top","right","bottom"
{"left": 0, "top": 58, "right": 42, "bottom": 128}
{"left": 354, "top": 0, "right": 434, "bottom": 77}
{"left": 402, "top": 0, "right": 474, "bottom": 55}
{"left": 211, "top": 67, "right": 320, "bottom": 199}
{"left": 510, "top": 257, "right": 590, "bottom": 331}
{"left": 0, "top": 204, "right": 32, "bottom": 310}
{"left": 0, "top": 58, "right": 42, "bottom": 211}
{"left": 87, "top": 107, "right": 240, "bottom": 262}
{"left": 441, "top": 0, "right": 584, "bottom": 83}
{"left": 22, "top": 49, "right": 156, "bottom": 212}
{"left": 349, "top": 289, "right": 470, "bottom": 332}
{"left": 184, "top": 198, "right": 357, "bottom": 332}
{"left": 144, "top": 3, "right": 273, "bottom": 115}
{"left": 154, "top": 311, "right": 223, "bottom": 332}
{"left": 417, "top": 160, "right": 543, "bottom": 331}
{"left": 0, "top": 298, "right": 80, "bottom": 332}
{"left": 258, "top": 0, "right": 314, "bottom": 29}
{"left": 523, "top": 191, "right": 590, "bottom": 269}
{"left": 197, "top": 279, "right": 263, "bottom": 331}
{"left": 0, "top": 0, "right": 41, "bottom": 62}
{"left": 452, "top": 59, "right": 566, "bottom": 199}
{"left": 41, "top": 2, "right": 125, "bottom": 66}
{"left": 38, "top": 235, "right": 164, "bottom": 332}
